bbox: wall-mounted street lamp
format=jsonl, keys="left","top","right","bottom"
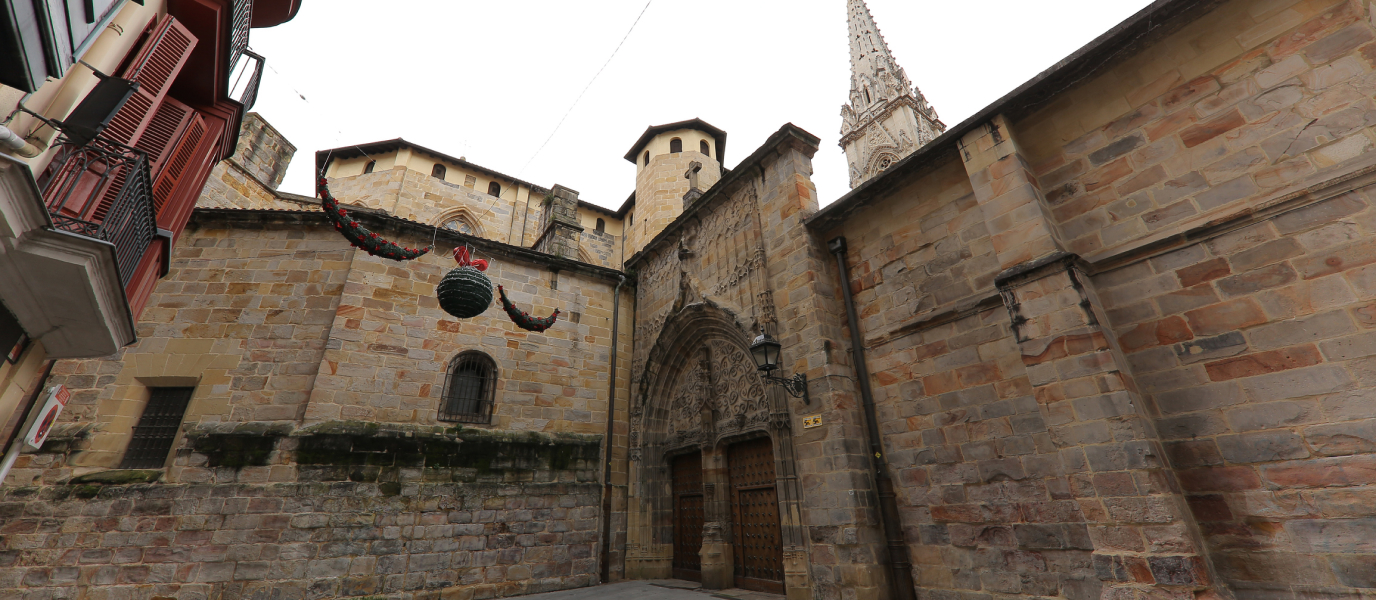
{"left": 750, "top": 333, "right": 809, "bottom": 404}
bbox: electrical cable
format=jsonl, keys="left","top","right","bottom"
{"left": 517, "top": 0, "right": 653, "bottom": 176}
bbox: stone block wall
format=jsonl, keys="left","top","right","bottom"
{"left": 1016, "top": 0, "right": 1376, "bottom": 259}
{"left": 1093, "top": 186, "right": 1376, "bottom": 591}
{"left": 0, "top": 465, "right": 601, "bottom": 600}
{"left": 627, "top": 151, "right": 720, "bottom": 256}
{"left": 808, "top": 1, "right": 1376, "bottom": 598}
{"left": 232, "top": 113, "right": 295, "bottom": 189}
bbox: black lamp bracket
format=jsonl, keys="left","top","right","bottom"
{"left": 763, "top": 372, "right": 809, "bottom": 403}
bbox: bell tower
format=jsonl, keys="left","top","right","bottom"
{"left": 623, "top": 118, "right": 726, "bottom": 255}
{"left": 840, "top": 0, "right": 944, "bottom": 188}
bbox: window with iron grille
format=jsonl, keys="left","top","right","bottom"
{"left": 119, "top": 387, "right": 195, "bottom": 469}
{"left": 440, "top": 352, "right": 497, "bottom": 424}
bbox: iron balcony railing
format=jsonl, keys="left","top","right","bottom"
{"left": 39, "top": 136, "right": 157, "bottom": 287}
{"left": 228, "top": 0, "right": 252, "bottom": 75}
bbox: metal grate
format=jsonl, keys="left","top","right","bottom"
{"left": 119, "top": 387, "right": 195, "bottom": 469}
{"left": 439, "top": 352, "right": 497, "bottom": 424}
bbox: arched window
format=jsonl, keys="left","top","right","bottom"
{"left": 432, "top": 164, "right": 446, "bottom": 179}
{"left": 443, "top": 216, "right": 475, "bottom": 236}
{"left": 363, "top": 160, "right": 376, "bottom": 174}
{"left": 700, "top": 140, "right": 710, "bottom": 156}
{"left": 595, "top": 218, "right": 605, "bottom": 233}
{"left": 863, "top": 87, "right": 871, "bottom": 104}
{"left": 669, "top": 138, "right": 682, "bottom": 153}
{"left": 488, "top": 182, "right": 501, "bottom": 197}
{"left": 440, "top": 351, "right": 497, "bottom": 423}
{"left": 643, "top": 151, "right": 649, "bottom": 165}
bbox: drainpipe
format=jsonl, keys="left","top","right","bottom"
{"left": 828, "top": 237, "right": 916, "bottom": 600}
{"left": 0, "top": 125, "right": 41, "bottom": 158}
{"left": 600, "top": 274, "right": 626, "bottom": 583}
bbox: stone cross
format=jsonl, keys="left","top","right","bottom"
{"left": 685, "top": 161, "right": 703, "bottom": 190}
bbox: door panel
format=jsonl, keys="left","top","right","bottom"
{"left": 672, "top": 452, "right": 704, "bottom": 581}
{"left": 729, "top": 438, "right": 783, "bottom": 594}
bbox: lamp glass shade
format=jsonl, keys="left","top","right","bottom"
{"left": 750, "top": 334, "right": 780, "bottom": 372}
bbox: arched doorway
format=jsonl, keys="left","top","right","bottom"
{"left": 624, "top": 301, "right": 805, "bottom": 592}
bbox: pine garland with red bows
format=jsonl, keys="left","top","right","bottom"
{"left": 497, "top": 285, "right": 560, "bottom": 332}
{"left": 318, "top": 177, "right": 430, "bottom": 261}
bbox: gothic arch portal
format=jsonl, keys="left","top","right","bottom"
{"left": 625, "top": 300, "right": 807, "bottom": 590}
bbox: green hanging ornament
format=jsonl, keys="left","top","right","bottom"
{"left": 437, "top": 247, "right": 492, "bottom": 319}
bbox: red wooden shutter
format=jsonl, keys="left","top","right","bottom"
{"left": 90, "top": 16, "right": 197, "bottom": 222}
{"left": 106, "top": 15, "right": 198, "bottom": 147}
{"left": 137, "top": 97, "right": 195, "bottom": 179}
{"left": 152, "top": 112, "right": 206, "bottom": 215}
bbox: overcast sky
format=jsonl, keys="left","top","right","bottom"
{"left": 247, "top": 0, "right": 1156, "bottom": 211}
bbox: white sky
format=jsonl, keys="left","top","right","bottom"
{"left": 247, "top": 0, "right": 1156, "bottom": 211}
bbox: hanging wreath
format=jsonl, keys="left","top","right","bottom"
{"left": 497, "top": 285, "right": 560, "bottom": 332}
{"left": 437, "top": 247, "right": 492, "bottom": 319}
{"left": 318, "top": 176, "right": 431, "bottom": 261}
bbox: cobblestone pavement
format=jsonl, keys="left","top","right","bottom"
{"left": 521, "top": 580, "right": 783, "bottom": 600}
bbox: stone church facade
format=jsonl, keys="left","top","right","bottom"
{"left": 4, "top": 1, "right": 1376, "bottom": 600}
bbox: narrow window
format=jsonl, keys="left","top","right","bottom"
{"left": 120, "top": 387, "right": 196, "bottom": 469}
{"left": 596, "top": 218, "right": 605, "bottom": 233}
{"left": 488, "top": 182, "right": 501, "bottom": 197}
{"left": 432, "top": 164, "right": 446, "bottom": 179}
{"left": 700, "top": 140, "right": 710, "bottom": 156}
{"left": 440, "top": 351, "right": 497, "bottom": 424}
{"left": 863, "top": 87, "right": 871, "bottom": 104}
{"left": 669, "top": 138, "right": 682, "bottom": 153}
{"left": 363, "top": 160, "right": 376, "bottom": 174}
{"left": 643, "top": 151, "right": 649, "bottom": 165}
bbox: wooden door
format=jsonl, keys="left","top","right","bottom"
{"left": 672, "top": 452, "right": 704, "bottom": 581}
{"left": 729, "top": 438, "right": 784, "bottom": 593}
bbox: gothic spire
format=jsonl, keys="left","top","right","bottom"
{"left": 848, "top": 0, "right": 907, "bottom": 94}
{"left": 839, "top": 0, "right": 945, "bottom": 189}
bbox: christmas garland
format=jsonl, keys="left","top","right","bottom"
{"left": 318, "top": 176, "right": 430, "bottom": 261}
{"left": 497, "top": 285, "right": 560, "bottom": 332}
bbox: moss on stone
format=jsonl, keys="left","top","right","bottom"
{"left": 68, "top": 470, "right": 162, "bottom": 485}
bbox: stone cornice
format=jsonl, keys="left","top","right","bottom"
{"left": 189, "top": 207, "right": 632, "bottom": 284}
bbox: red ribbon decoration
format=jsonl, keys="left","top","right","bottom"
{"left": 453, "top": 246, "right": 488, "bottom": 271}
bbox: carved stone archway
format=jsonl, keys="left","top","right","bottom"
{"left": 625, "top": 300, "right": 808, "bottom": 595}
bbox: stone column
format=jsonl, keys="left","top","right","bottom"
{"left": 700, "top": 446, "right": 734, "bottom": 589}
{"left": 962, "top": 116, "right": 1220, "bottom": 598}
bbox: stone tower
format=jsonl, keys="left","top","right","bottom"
{"left": 623, "top": 118, "right": 726, "bottom": 254}
{"left": 840, "top": 0, "right": 944, "bottom": 188}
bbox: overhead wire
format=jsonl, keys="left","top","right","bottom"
{"left": 516, "top": 0, "right": 654, "bottom": 177}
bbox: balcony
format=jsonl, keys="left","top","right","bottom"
{"left": 229, "top": 50, "right": 265, "bottom": 111}
{"left": 0, "top": 136, "right": 155, "bottom": 359}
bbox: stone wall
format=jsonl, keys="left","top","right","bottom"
{"left": 1016, "top": 0, "right": 1376, "bottom": 259}
{"left": 325, "top": 168, "right": 524, "bottom": 247}
{"left": 807, "top": 0, "right": 1376, "bottom": 598}
{"left": 0, "top": 424, "right": 603, "bottom": 600}
{"left": 0, "top": 208, "right": 633, "bottom": 598}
